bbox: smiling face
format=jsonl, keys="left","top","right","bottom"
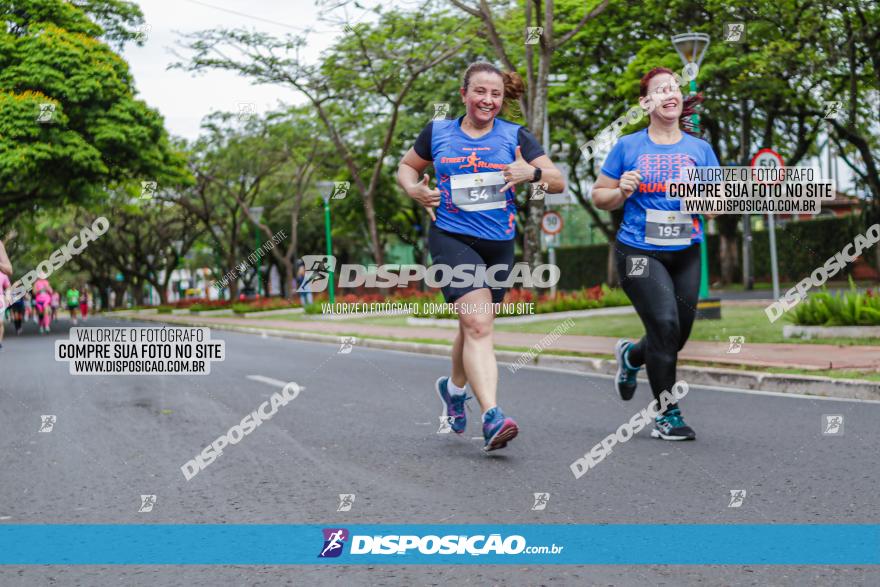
{"left": 641, "top": 72, "right": 683, "bottom": 123}
{"left": 460, "top": 70, "right": 504, "bottom": 125}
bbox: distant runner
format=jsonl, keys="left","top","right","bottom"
{"left": 66, "top": 286, "right": 80, "bottom": 326}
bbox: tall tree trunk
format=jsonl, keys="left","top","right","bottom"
{"left": 607, "top": 209, "right": 624, "bottom": 286}
{"left": 282, "top": 259, "right": 294, "bottom": 299}
{"left": 719, "top": 233, "right": 740, "bottom": 285}
{"left": 606, "top": 238, "right": 619, "bottom": 287}
{"left": 96, "top": 281, "right": 110, "bottom": 311}
{"left": 111, "top": 283, "right": 127, "bottom": 308}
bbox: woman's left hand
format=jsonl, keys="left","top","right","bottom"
{"left": 500, "top": 146, "right": 536, "bottom": 193}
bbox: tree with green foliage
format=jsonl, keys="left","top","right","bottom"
{"left": 173, "top": 5, "right": 477, "bottom": 266}
{"left": 0, "top": 0, "right": 189, "bottom": 224}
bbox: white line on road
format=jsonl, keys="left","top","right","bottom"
{"left": 200, "top": 326, "right": 880, "bottom": 405}
{"left": 335, "top": 345, "right": 880, "bottom": 405}
{"left": 246, "top": 375, "right": 289, "bottom": 389}
{"left": 538, "top": 369, "right": 880, "bottom": 404}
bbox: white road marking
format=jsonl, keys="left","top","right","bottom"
{"left": 507, "top": 365, "right": 880, "bottom": 404}
{"left": 246, "top": 375, "right": 289, "bottom": 389}
{"left": 234, "top": 331, "right": 880, "bottom": 405}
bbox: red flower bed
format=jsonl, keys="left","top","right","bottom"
{"left": 239, "top": 296, "right": 300, "bottom": 310}
{"left": 172, "top": 297, "right": 212, "bottom": 309}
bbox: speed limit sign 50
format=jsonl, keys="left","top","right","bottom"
{"left": 541, "top": 211, "right": 563, "bottom": 235}
{"left": 750, "top": 148, "right": 785, "bottom": 185}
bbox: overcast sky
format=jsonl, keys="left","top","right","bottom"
{"left": 121, "top": 0, "right": 379, "bottom": 140}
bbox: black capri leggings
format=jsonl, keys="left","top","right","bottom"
{"left": 428, "top": 227, "right": 514, "bottom": 304}
{"left": 614, "top": 241, "right": 701, "bottom": 402}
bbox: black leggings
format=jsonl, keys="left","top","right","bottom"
{"left": 614, "top": 241, "right": 701, "bottom": 402}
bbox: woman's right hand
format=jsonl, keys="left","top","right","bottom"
{"left": 618, "top": 170, "right": 642, "bottom": 198}
{"left": 409, "top": 173, "right": 441, "bottom": 221}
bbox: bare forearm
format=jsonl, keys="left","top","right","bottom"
{"left": 536, "top": 167, "right": 565, "bottom": 193}
{"left": 592, "top": 187, "right": 627, "bottom": 211}
{"left": 0, "top": 242, "right": 12, "bottom": 276}
{"left": 397, "top": 164, "right": 421, "bottom": 197}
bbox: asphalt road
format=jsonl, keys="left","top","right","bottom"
{"left": 0, "top": 316, "right": 877, "bottom": 586}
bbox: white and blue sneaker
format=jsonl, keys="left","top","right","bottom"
{"left": 614, "top": 339, "right": 640, "bottom": 401}
{"left": 436, "top": 377, "right": 470, "bottom": 434}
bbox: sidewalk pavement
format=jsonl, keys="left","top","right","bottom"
{"left": 135, "top": 313, "right": 880, "bottom": 372}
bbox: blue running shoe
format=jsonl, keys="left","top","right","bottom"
{"left": 651, "top": 407, "right": 696, "bottom": 441}
{"left": 435, "top": 377, "right": 469, "bottom": 434}
{"left": 614, "top": 339, "right": 639, "bottom": 401}
{"left": 482, "top": 407, "right": 519, "bottom": 452}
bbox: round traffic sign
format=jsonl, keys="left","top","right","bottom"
{"left": 750, "top": 148, "right": 785, "bottom": 185}
{"left": 541, "top": 211, "right": 563, "bottom": 235}
{"left": 750, "top": 148, "right": 784, "bottom": 168}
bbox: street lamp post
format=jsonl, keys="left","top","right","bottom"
{"left": 249, "top": 206, "right": 264, "bottom": 297}
{"left": 543, "top": 73, "right": 568, "bottom": 300}
{"left": 671, "top": 32, "right": 720, "bottom": 319}
{"left": 211, "top": 225, "right": 225, "bottom": 298}
{"left": 316, "top": 181, "right": 336, "bottom": 305}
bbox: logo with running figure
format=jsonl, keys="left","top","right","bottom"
{"left": 37, "top": 103, "right": 56, "bottom": 123}
{"left": 460, "top": 152, "right": 482, "bottom": 174}
{"left": 337, "top": 494, "right": 355, "bottom": 512}
{"left": 298, "top": 255, "right": 337, "bottom": 293}
{"left": 727, "top": 490, "right": 746, "bottom": 508}
{"left": 39, "top": 415, "right": 56, "bottom": 433}
{"left": 823, "top": 101, "right": 843, "bottom": 120}
{"left": 525, "top": 27, "right": 543, "bottom": 45}
{"left": 822, "top": 414, "right": 844, "bottom": 435}
{"left": 437, "top": 415, "right": 455, "bottom": 434}
{"left": 318, "top": 528, "right": 349, "bottom": 558}
{"left": 140, "top": 181, "right": 157, "bottom": 200}
{"left": 432, "top": 103, "right": 449, "bottom": 121}
{"left": 531, "top": 492, "right": 550, "bottom": 511}
{"left": 530, "top": 182, "right": 546, "bottom": 201}
{"left": 627, "top": 256, "right": 649, "bottom": 278}
{"left": 727, "top": 336, "right": 745, "bottom": 354}
{"left": 723, "top": 23, "right": 745, "bottom": 43}
{"left": 138, "top": 494, "right": 157, "bottom": 513}
{"left": 338, "top": 336, "right": 356, "bottom": 354}
{"left": 331, "top": 181, "right": 350, "bottom": 200}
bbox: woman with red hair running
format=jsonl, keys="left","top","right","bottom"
{"left": 593, "top": 67, "right": 720, "bottom": 441}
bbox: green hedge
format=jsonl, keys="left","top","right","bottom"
{"left": 554, "top": 244, "right": 608, "bottom": 290}
{"left": 555, "top": 215, "right": 864, "bottom": 289}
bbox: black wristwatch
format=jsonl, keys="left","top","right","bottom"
{"left": 530, "top": 166, "right": 542, "bottom": 183}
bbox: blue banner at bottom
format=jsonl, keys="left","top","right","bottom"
{"left": 0, "top": 525, "right": 877, "bottom": 565}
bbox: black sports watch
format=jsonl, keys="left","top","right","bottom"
{"left": 530, "top": 166, "right": 542, "bottom": 183}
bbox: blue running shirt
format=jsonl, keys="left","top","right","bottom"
{"left": 601, "top": 128, "right": 720, "bottom": 251}
{"left": 414, "top": 116, "right": 544, "bottom": 241}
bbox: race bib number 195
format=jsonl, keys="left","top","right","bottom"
{"left": 644, "top": 208, "right": 693, "bottom": 247}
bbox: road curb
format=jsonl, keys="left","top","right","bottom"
{"left": 407, "top": 305, "right": 636, "bottom": 327}
{"left": 112, "top": 315, "right": 880, "bottom": 401}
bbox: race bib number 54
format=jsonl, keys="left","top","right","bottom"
{"left": 644, "top": 209, "right": 693, "bottom": 247}
{"left": 450, "top": 171, "right": 507, "bottom": 211}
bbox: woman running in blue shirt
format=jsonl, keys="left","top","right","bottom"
{"left": 593, "top": 67, "right": 720, "bottom": 441}
{"left": 397, "top": 62, "right": 564, "bottom": 452}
